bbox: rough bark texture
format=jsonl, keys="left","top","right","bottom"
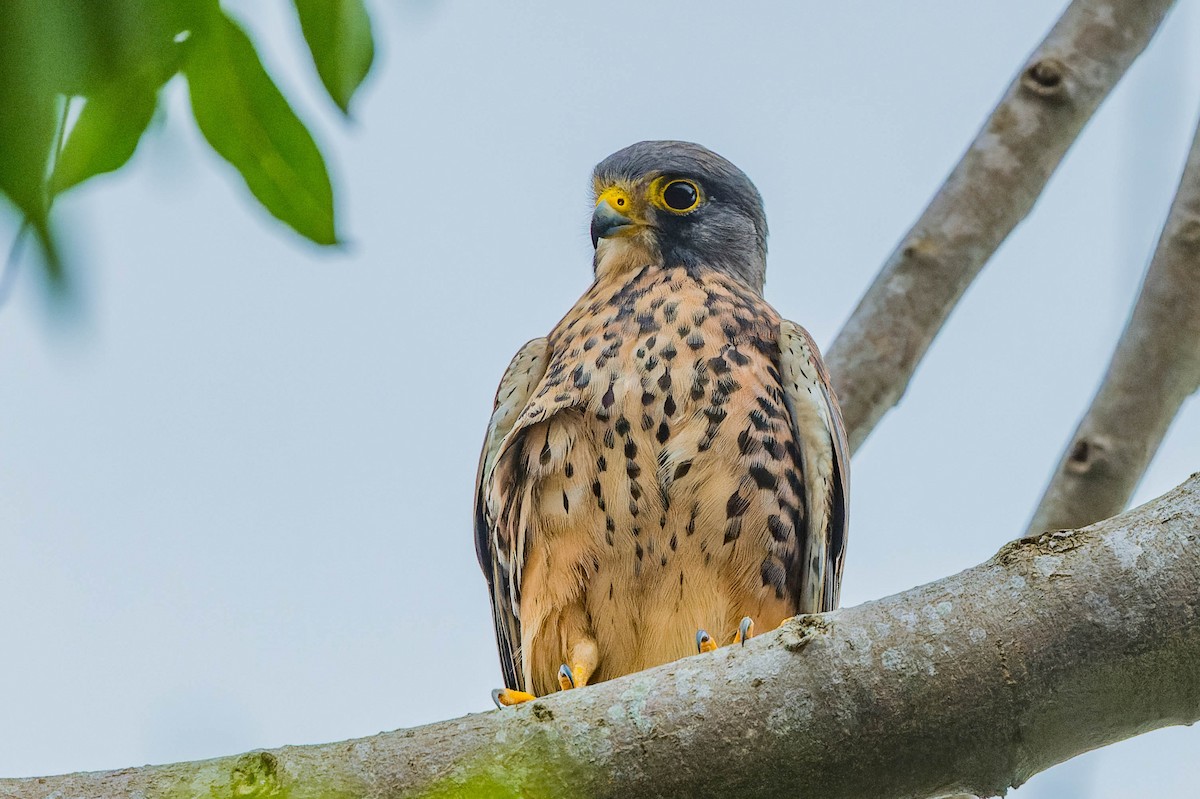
{"left": 826, "top": 0, "right": 1177, "bottom": 453}
{"left": 4, "top": 474, "right": 1198, "bottom": 799}
{"left": 1027, "top": 115, "right": 1200, "bottom": 534}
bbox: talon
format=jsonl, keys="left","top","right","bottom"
{"left": 558, "top": 663, "right": 576, "bottom": 690}
{"left": 492, "top": 688, "right": 536, "bottom": 707}
{"left": 696, "top": 629, "right": 717, "bottom": 653}
{"left": 737, "top": 616, "right": 755, "bottom": 646}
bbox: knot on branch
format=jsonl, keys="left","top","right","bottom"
{"left": 1065, "top": 435, "right": 1111, "bottom": 475}
{"left": 779, "top": 615, "right": 831, "bottom": 652}
{"left": 230, "top": 752, "right": 286, "bottom": 799}
{"left": 1020, "top": 58, "right": 1068, "bottom": 101}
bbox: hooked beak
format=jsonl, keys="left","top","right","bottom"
{"left": 590, "top": 201, "right": 635, "bottom": 248}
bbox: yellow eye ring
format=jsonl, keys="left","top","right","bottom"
{"left": 653, "top": 178, "right": 702, "bottom": 213}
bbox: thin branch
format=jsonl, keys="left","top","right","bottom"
{"left": 4, "top": 475, "right": 1198, "bottom": 799}
{"left": 1027, "top": 110, "right": 1200, "bottom": 534}
{"left": 827, "top": 0, "right": 1177, "bottom": 452}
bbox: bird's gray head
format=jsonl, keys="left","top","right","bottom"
{"left": 590, "top": 141, "right": 768, "bottom": 293}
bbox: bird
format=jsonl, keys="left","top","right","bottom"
{"left": 474, "top": 141, "right": 848, "bottom": 705}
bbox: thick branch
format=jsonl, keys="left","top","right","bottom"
{"left": 1027, "top": 114, "right": 1200, "bottom": 534}
{"left": 5, "top": 475, "right": 1198, "bottom": 799}
{"left": 827, "top": 0, "right": 1176, "bottom": 452}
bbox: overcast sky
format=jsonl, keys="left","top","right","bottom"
{"left": 2, "top": 1, "right": 1198, "bottom": 795}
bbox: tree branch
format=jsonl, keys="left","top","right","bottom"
{"left": 5, "top": 474, "right": 1198, "bottom": 799}
{"left": 1027, "top": 112, "right": 1200, "bottom": 534}
{"left": 826, "top": 0, "right": 1177, "bottom": 452}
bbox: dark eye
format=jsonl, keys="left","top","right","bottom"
{"left": 662, "top": 180, "right": 699, "bottom": 212}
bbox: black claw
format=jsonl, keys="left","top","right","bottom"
{"left": 739, "top": 616, "right": 754, "bottom": 646}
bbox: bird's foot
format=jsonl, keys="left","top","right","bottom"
{"left": 734, "top": 616, "right": 755, "bottom": 645}
{"left": 558, "top": 662, "right": 591, "bottom": 691}
{"left": 492, "top": 688, "right": 536, "bottom": 708}
{"left": 696, "top": 617, "right": 755, "bottom": 654}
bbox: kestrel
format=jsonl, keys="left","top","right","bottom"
{"left": 475, "top": 141, "right": 848, "bottom": 704}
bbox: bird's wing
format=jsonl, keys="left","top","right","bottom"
{"left": 777, "top": 320, "right": 849, "bottom": 612}
{"left": 474, "top": 337, "right": 551, "bottom": 691}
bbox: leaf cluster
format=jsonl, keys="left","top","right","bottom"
{"left": 0, "top": 0, "right": 374, "bottom": 291}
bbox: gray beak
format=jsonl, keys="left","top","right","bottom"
{"left": 590, "top": 202, "right": 634, "bottom": 248}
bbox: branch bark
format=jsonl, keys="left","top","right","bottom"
{"left": 5, "top": 474, "right": 1198, "bottom": 799}
{"left": 1027, "top": 112, "right": 1200, "bottom": 534}
{"left": 826, "top": 0, "right": 1177, "bottom": 452}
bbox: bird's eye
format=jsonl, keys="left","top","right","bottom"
{"left": 661, "top": 180, "right": 699, "bottom": 212}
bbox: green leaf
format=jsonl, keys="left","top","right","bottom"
{"left": 184, "top": 10, "right": 338, "bottom": 245}
{"left": 293, "top": 0, "right": 375, "bottom": 115}
{"left": 50, "top": 80, "right": 159, "bottom": 196}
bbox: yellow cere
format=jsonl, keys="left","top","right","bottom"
{"left": 596, "top": 186, "right": 634, "bottom": 213}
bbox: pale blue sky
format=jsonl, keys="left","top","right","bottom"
{"left": 1, "top": 2, "right": 1198, "bottom": 795}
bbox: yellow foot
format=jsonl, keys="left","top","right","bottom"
{"left": 734, "top": 616, "right": 755, "bottom": 646}
{"left": 696, "top": 629, "right": 718, "bottom": 653}
{"left": 492, "top": 688, "right": 536, "bottom": 708}
{"left": 558, "top": 663, "right": 591, "bottom": 691}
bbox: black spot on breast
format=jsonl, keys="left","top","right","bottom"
{"left": 601, "top": 342, "right": 620, "bottom": 358}
{"left": 677, "top": 324, "right": 691, "bottom": 338}
{"left": 562, "top": 491, "right": 570, "bottom": 512}
{"left": 539, "top": 440, "right": 552, "bottom": 464}
{"left": 738, "top": 428, "right": 761, "bottom": 456}
{"left": 641, "top": 391, "right": 656, "bottom": 406}
{"left": 646, "top": 355, "right": 659, "bottom": 370}
{"left": 637, "top": 314, "right": 660, "bottom": 334}
{"left": 583, "top": 337, "right": 598, "bottom": 351}
{"left": 664, "top": 395, "right": 677, "bottom": 416}
{"left": 786, "top": 470, "right": 804, "bottom": 497}
{"left": 597, "top": 455, "right": 607, "bottom": 471}
{"left": 656, "top": 422, "right": 670, "bottom": 444}
{"left": 630, "top": 482, "right": 642, "bottom": 501}
{"left": 645, "top": 335, "right": 657, "bottom": 350}
{"left": 707, "top": 355, "right": 730, "bottom": 375}
{"left": 726, "top": 490, "right": 750, "bottom": 518}
{"left": 761, "top": 558, "right": 787, "bottom": 599}
{"left": 629, "top": 500, "right": 639, "bottom": 517}
{"left": 704, "top": 406, "right": 728, "bottom": 425}
{"left": 602, "top": 384, "right": 615, "bottom": 408}
{"left": 762, "top": 437, "right": 783, "bottom": 459}
{"left": 603, "top": 330, "right": 619, "bottom": 341}
{"left": 661, "top": 343, "right": 678, "bottom": 361}
{"left": 591, "top": 481, "right": 603, "bottom": 498}
{"left": 604, "top": 428, "right": 615, "bottom": 449}
{"left": 749, "top": 464, "right": 777, "bottom": 491}
{"left": 564, "top": 463, "right": 574, "bottom": 478}
{"left": 674, "top": 461, "right": 692, "bottom": 480}
{"left": 626, "top": 460, "right": 641, "bottom": 479}
{"left": 728, "top": 347, "right": 750, "bottom": 366}
{"left": 749, "top": 410, "right": 770, "bottom": 431}
{"left": 635, "top": 542, "right": 644, "bottom": 561}
{"left": 686, "top": 504, "right": 699, "bottom": 535}
{"left": 723, "top": 518, "right": 742, "bottom": 544}
{"left": 660, "top": 553, "right": 668, "bottom": 567}
{"left": 571, "top": 368, "right": 590, "bottom": 389}
{"left": 692, "top": 310, "right": 707, "bottom": 325}
{"left": 664, "top": 303, "right": 679, "bottom": 323}
{"left": 624, "top": 439, "right": 638, "bottom": 459}
{"left": 756, "top": 396, "right": 781, "bottom": 418}
{"left": 657, "top": 371, "right": 672, "bottom": 391}
{"left": 721, "top": 322, "right": 739, "bottom": 338}
{"left": 687, "top": 332, "right": 705, "bottom": 350}
{"left": 669, "top": 533, "right": 678, "bottom": 551}
{"left": 615, "top": 417, "right": 631, "bottom": 436}
{"left": 767, "top": 514, "right": 789, "bottom": 542}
